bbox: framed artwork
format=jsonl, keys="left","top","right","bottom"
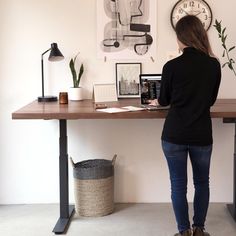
{"left": 116, "top": 63, "right": 142, "bottom": 98}
{"left": 97, "top": 0, "right": 157, "bottom": 60}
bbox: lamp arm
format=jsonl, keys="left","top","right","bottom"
{"left": 41, "top": 48, "right": 51, "bottom": 97}
{"left": 41, "top": 57, "right": 45, "bottom": 97}
{"left": 41, "top": 48, "right": 51, "bottom": 57}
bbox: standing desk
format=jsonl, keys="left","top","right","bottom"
{"left": 12, "top": 98, "right": 236, "bottom": 234}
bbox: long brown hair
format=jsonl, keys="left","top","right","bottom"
{"left": 175, "top": 15, "right": 214, "bottom": 56}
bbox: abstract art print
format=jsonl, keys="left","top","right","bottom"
{"left": 116, "top": 63, "right": 142, "bottom": 98}
{"left": 97, "top": 0, "right": 157, "bottom": 60}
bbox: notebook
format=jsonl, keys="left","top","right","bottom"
{"left": 140, "top": 74, "right": 170, "bottom": 110}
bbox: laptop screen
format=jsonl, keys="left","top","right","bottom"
{"left": 140, "top": 74, "right": 162, "bottom": 105}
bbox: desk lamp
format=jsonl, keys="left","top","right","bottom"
{"left": 38, "top": 43, "right": 64, "bottom": 102}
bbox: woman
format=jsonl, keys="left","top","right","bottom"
{"left": 158, "top": 15, "right": 221, "bottom": 236}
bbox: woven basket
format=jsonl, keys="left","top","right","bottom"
{"left": 70, "top": 155, "right": 117, "bottom": 217}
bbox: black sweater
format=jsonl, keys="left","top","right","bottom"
{"left": 158, "top": 47, "right": 221, "bottom": 146}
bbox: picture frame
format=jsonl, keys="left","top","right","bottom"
{"left": 116, "top": 63, "right": 142, "bottom": 98}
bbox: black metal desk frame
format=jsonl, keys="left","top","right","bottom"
{"left": 223, "top": 118, "right": 236, "bottom": 220}
{"left": 52, "top": 120, "right": 74, "bottom": 234}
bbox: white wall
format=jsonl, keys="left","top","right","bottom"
{"left": 0, "top": 0, "right": 235, "bottom": 204}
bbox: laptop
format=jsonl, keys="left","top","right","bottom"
{"left": 140, "top": 74, "right": 170, "bottom": 110}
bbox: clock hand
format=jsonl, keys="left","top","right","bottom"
{"left": 194, "top": 11, "right": 201, "bottom": 16}
{"left": 180, "top": 8, "right": 189, "bottom": 15}
{"left": 188, "top": 10, "right": 201, "bottom": 16}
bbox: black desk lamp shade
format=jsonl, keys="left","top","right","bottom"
{"left": 38, "top": 43, "right": 64, "bottom": 102}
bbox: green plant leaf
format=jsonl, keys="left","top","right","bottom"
{"left": 69, "top": 58, "right": 77, "bottom": 87}
{"left": 229, "top": 46, "right": 236, "bottom": 52}
{"left": 73, "top": 52, "right": 80, "bottom": 62}
{"left": 228, "top": 63, "right": 233, "bottom": 69}
{"left": 78, "top": 64, "right": 84, "bottom": 79}
{"left": 222, "top": 35, "right": 227, "bottom": 44}
{"left": 77, "top": 64, "right": 84, "bottom": 87}
{"left": 222, "top": 27, "right": 226, "bottom": 36}
{"left": 222, "top": 62, "right": 228, "bottom": 68}
{"left": 214, "top": 19, "right": 222, "bottom": 33}
{"left": 222, "top": 50, "right": 225, "bottom": 57}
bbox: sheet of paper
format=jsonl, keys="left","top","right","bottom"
{"left": 96, "top": 107, "right": 129, "bottom": 113}
{"left": 93, "top": 84, "right": 118, "bottom": 103}
{"left": 97, "top": 106, "right": 146, "bottom": 113}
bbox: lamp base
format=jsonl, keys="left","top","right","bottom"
{"left": 38, "top": 96, "right": 58, "bottom": 102}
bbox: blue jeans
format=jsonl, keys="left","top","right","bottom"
{"left": 161, "top": 140, "right": 212, "bottom": 233}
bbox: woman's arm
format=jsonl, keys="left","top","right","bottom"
{"left": 158, "top": 63, "right": 172, "bottom": 106}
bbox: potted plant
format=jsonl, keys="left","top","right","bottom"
{"left": 213, "top": 20, "right": 236, "bottom": 76}
{"left": 68, "top": 53, "right": 84, "bottom": 100}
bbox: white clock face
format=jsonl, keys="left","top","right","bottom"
{"left": 171, "top": 0, "right": 212, "bottom": 31}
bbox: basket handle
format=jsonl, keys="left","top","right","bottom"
{"left": 70, "top": 157, "right": 75, "bottom": 168}
{"left": 112, "top": 154, "right": 117, "bottom": 166}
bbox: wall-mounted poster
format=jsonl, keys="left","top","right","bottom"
{"left": 97, "top": 0, "right": 157, "bottom": 60}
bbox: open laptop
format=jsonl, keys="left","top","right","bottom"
{"left": 140, "top": 74, "right": 170, "bottom": 110}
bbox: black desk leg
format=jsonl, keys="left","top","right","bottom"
{"left": 223, "top": 118, "right": 236, "bottom": 220}
{"left": 53, "top": 119, "right": 75, "bottom": 234}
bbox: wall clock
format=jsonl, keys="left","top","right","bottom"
{"left": 170, "top": 0, "right": 213, "bottom": 31}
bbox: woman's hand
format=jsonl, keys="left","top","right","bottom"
{"left": 148, "top": 99, "right": 159, "bottom": 106}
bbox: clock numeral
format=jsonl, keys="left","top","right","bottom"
{"left": 190, "top": 1, "right": 195, "bottom": 7}
{"left": 202, "top": 22, "right": 205, "bottom": 27}
{"left": 205, "top": 15, "right": 208, "bottom": 20}
{"left": 183, "top": 3, "right": 187, "bottom": 8}
{"left": 198, "top": 3, "right": 200, "bottom": 8}
{"left": 202, "top": 8, "right": 206, "bottom": 13}
{"left": 179, "top": 8, "right": 183, "bottom": 14}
